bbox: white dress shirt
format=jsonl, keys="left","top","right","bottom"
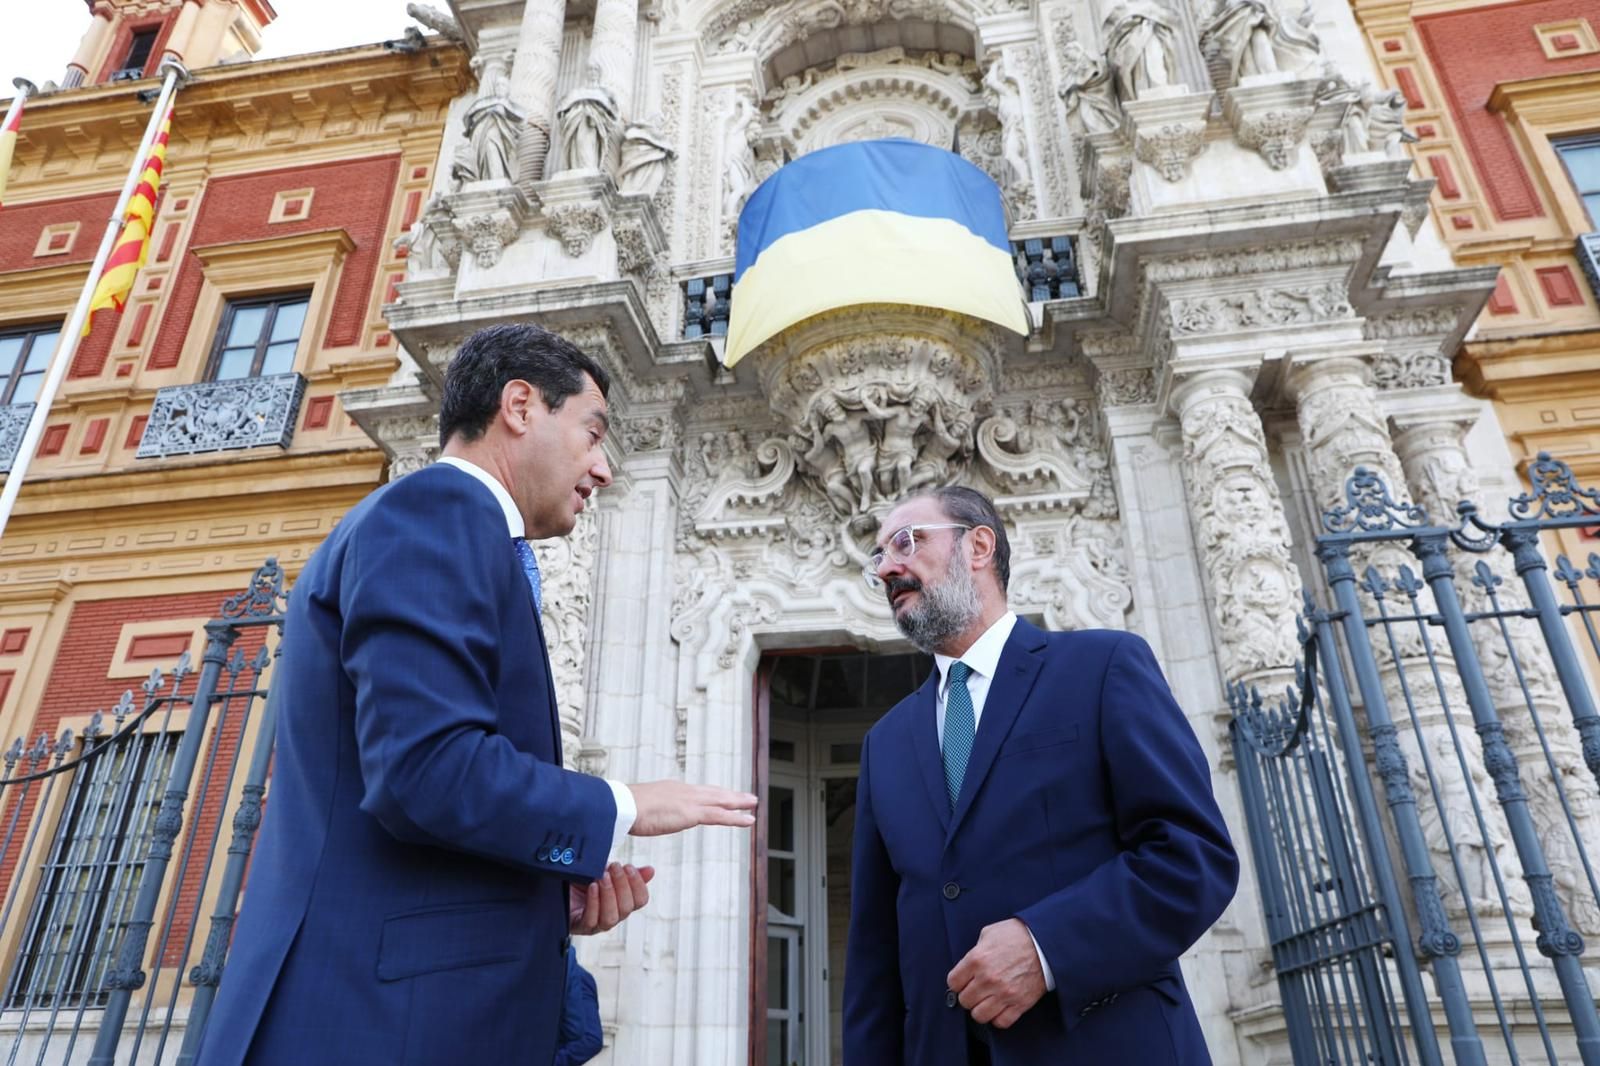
{"left": 437, "top": 457, "right": 638, "bottom": 856}
{"left": 932, "top": 610, "right": 1057, "bottom": 992}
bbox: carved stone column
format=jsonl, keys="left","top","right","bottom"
{"left": 1390, "top": 387, "right": 1594, "bottom": 932}
{"left": 1169, "top": 369, "right": 1304, "bottom": 690}
{"left": 591, "top": 0, "right": 640, "bottom": 119}
{"left": 1293, "top": 355, "right": 1534, "bottom": 922}
{"left": 508, "top": 0, "right": 567, "bottom": 183}
{"left": 1287, "top": 354, "right": 1408, "bottom": 512}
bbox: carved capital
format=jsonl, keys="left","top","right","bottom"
{"left": 1234, "top": 106, "right": 1314, "bottom": 169}
{"left": 1133, "top": 121, "right": 1206, "bottom": 182}
{"left": 546, "top": 202, "right": 610, "bottom": 257}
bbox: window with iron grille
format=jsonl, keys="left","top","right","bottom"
{"left": 5, "top": 731, "right": 180, "bottom": 1009}
{"left": 1556, "top": 136, "right": 1600, "bottom": 227}
{"left": 0, "top": 324, "right": 62, "bottom": 407}
{"left": 206, "top": 293, "right": 311, "bottom": 382}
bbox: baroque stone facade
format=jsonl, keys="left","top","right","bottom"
{"left": 354, "top": 1, "right": 1540, "bottom": 1063}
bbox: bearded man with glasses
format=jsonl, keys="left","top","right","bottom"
{"left": 844, "top": 485, "right": 1239, "bottom": 1066}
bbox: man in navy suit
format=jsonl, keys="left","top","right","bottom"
{"left": 844, "top": 486, "right": 1238, "bottom": 1065}
{"left": 198, "top": 324, "right": 756, "bottom": 1066}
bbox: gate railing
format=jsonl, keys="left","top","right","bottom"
{"left": 1232, "top": 454, "right": 1600, "bottom": 1066}
{"left": 0, "top": 559, "right": 286, "bottom": 1065}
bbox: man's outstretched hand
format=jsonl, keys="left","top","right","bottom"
{"left": 571, "top": 863, "right": 656, "bottom": 934}
{"left": 627, "top": 781, "right": 758, "bottom": 836}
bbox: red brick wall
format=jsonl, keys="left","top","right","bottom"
{"left": 0, "top": 589, "right": 270, "bottom": 972}
{"left": 146, "top": 155, "right": 401, "bottom": 370}
{"left": 1416, "top": 0, "right": 1600, "bottom": 222}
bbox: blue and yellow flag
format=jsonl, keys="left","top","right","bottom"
{"left": 723, "top": 138, "right": 1028, "bottom": 367}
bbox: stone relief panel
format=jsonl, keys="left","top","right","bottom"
{"left": 533, "top": 507, "right": 601, "bottom": 766}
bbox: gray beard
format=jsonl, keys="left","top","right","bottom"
{"left": 894, "top": 554, "right": 983, "bottom": 654}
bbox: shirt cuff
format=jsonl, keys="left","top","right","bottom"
{"left": 606, "top": 779, "right": 636, "bottom": 858}
{"left": 1026, "top": 926, "right": 1056, "bottom": 992}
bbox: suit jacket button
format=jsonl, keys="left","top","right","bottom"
{"left": 942, "top": 882, "right": 960, "bottom": 900}
{"left": 946, "top": 990, "right": 958, "bottom": 1008}
{"left": 561, "top": 848, "right": 575, "bottom": 865}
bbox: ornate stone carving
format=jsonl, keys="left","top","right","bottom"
{"left": 1235, "top": 106, "right": 1314, "bottom": 169}
{"left": 720, "top": 90, "right": 760, "bottom": 231}
{"left": 1168, "top": 283, "right": 1353, "bottom": 335}
{"left": 619, "top": 411, "right": 679, "bottom": 454}
{"left": 1103, "top": 1, "right": 1181, "bottom": 101}
{"left": 981, "top": 51, "right": 1034, "bottom": 216}
{"left": 1373, "top": 349, "right": 1452, "bottom": 390}
{"left": 457, "top": 206, "right": 521, "bottom": 268}
{"left": 1173, "top": 371, "right": 1304, "bottom": 683}
{"left": 1312, "top": 73, "right": 1415, "bottom": 163}
{"left": 1133, "top": 120, "right": 1206, "bottom": 182}
{"left": 546, "top": 203, "right": 609, "bottom": 257}
{"left": 1200, "top": 0, "right": 1321, "bottom": 86}
{"left": 1145, "top": 237, "right": 1364, "bottom": 281}
{"left": 976, "top": 398, "right": 1100, "bottom": 509}
{"left": 751, "top": 312, "right": 1003, "bottom": 528}
{"left": 1291, "top": 357, "right": 1407, "bottom": 513}
{"left": 1365, "top": 306, "right": 1460, "bottom": 340}
{"left": 1097, "top": 368, "right": 1158, "bottom": 406}
{"left": 533, "top": 507, "right": 600, "bottom": 765}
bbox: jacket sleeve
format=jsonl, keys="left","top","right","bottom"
{"left": 340, "top": 475, "right": 616, "bottom": 881}
{"left": 842, "top": 730, "right": 905, "bottom": 1064}
{"left": 1016, "top": 632, "right": 1239, "bottom": 1023}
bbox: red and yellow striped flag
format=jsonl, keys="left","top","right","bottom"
{"left": 83, "top": 108, "right": 173, "bottom": 337}
{"left": 0, "top": 98, "right": 21, "bottom": 209}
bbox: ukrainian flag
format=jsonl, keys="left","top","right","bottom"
{"left": 723, "top": 138, "right": 1029, "bottom": 367}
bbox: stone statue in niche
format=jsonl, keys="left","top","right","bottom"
{"left": 555, "top": 64, "right": 621, "bottom": 175}
{"left": 1200, "top": 0, "right": 1322, "bottom": 84}
{"left": 764, "top": 69, "right": 818, "bottom": 107}
{"left": 862, "top": 384, "right": 928, "bottom": 497}
{"left": 909, "top": 404, "right": 972, "bottom": 493}
{"left": 454, "top": 54, "right": 524, "bottom": 185}
{"left": 980, "top": 52, "right": 1031, "bottom": 192}
{"left": 720, "top": 91, "right": 760, "bottom": 223}
{"left": 1060, "top": 40, "right": 1122, "bottom": 135}
{"left": 618, "top": 121, "right": 675, "bottom": 197}
{"left": 1102, "top": 0, "right": 1180, "bottom": 102}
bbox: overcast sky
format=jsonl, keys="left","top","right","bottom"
{"left": 2, "top": 0, "right": 417, "bottom": 98}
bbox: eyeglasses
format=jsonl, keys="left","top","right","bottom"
{"left": 863, "top": 524, "right": 972, "bottom": 589}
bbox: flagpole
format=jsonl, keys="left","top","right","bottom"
{"left": 1, "top": 78, "right": 36, "bottom": 141}
{"left": 0, "top": 59, "right": 188, "bottom": 541}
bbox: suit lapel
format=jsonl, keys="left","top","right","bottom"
{"left": 515, "top": 548, "right": 565, "bottom": 768}
{"left": 908, "top": 669, "right": 950, "bottom": 835}
{"left": 947, "top": 618, "right": 1048, "bottom": 842}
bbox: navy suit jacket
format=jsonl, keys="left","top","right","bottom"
{"left": 197, "top": 463, "right": 617, "bottom": 1066}
{"left": 554, "top": 947, "right": 604, "bottom": 1066}
{"left": 843, "top": 620, "right": 1238, "bottom": 1066}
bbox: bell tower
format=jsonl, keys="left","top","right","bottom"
{"left": 62, "top": 0, "right": 278, "bottom": 89}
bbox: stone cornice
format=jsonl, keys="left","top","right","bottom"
{"left": 6, "top": 41, "right": 469, "bottom": 179}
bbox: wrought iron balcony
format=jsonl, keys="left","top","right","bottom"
{"left": 681, "top": 274, "right": 732, "bottom": 340}
{"left": 137, "top": 373, "right": 307, "bottom": 460}
{"left": 1578, "top": 232, "right": 1600, "bottom": 307}
{"left": 1012, "top": 235, "right": 1080, "bottom": 302}
{"left": 0, "top": 404, "right": 36, "bottom": 474}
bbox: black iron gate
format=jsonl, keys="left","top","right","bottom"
{"left": 0, "top": 559, "right": 285, "bottom": 1064}
{"left": 1233, "top": 455, "right": 1600, "bottom": 1066}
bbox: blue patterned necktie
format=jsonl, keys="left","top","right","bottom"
{"left": 943, "top": 661, "right": 975, "bottom": 810}
{"left": 512, "top": 537, "right": 542, "bottom": 612}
